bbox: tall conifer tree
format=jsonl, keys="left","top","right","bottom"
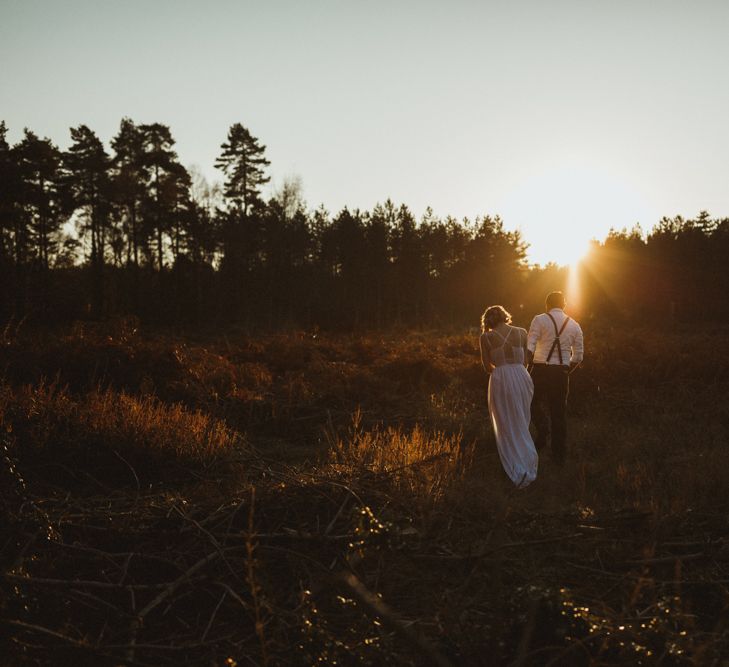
{"left": 0, "top": 121, "right": 19, "bottom": 316}
{"left": 215, "top": 123, "right": 270, "bottom": 216}
{"left": 14, "top": 130, "right": 64, "bottom": 272}
{"left": 139, "top": 123, "right": 179, "bottom": 270}
{"left": 64, "top": 124, "right": 113, "bottom": 315}
{"left": 111, "top": 118, "right": 146, "bottom": 268}
{"left": 65, "top": 125, "right": 112, "bottom": 270}
{"left": 0, "top": 122, "right": 16, "bottom": 271}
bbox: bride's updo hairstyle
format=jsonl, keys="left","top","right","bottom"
{"left": 481, "top": 305, "right": 512, "bottom": 333}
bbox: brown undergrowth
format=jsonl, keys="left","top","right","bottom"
{"left": 2, "top": 322, "right": 729, "bottom": 665}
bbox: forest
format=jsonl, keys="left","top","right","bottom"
{"left": 2, "top": 118, "right": 729, "bottom": 328}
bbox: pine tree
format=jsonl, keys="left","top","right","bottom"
{"left": 215, "top": 124, "right": 270, "bottom": 317}
{"left": 111, "top": 118, "right": 146, "bottom": 268}
{"left": 14, "top": 130, "right": 65, "bottom": 272}
{"left": 65, "top": 125, "right": 112, "bottom": 270}
{"left": 160, "top": 161, "right": 193, "bottom": 264}
{"left": 187, "top": 166, "right": 222, "bottom": 265}
{"left": 139, "top": 123, "right": 180, "bottom": 271}
{"left": 0, "top": 123, "right": 16, "bottom": 269}
{"left": 391, "top": 204, "right": 425, "bottom": 321}
{"left": 215, "top": 123, "right": 270, "bottom": 216}
{"left": 0, "top": 122, "right": 19, "bottom": 317}
{"left": 365, "top": 202, "right": 392, "bottom": 325}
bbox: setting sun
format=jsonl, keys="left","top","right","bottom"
{"left": 498, "top": 163, "right": 659, "bottom": 267}
{"left": 564, "top": 238, "right": 592, "bottom": 269}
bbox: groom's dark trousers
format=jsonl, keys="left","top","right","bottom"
{"left": 530, "top": 363, "right": 569, "bottom": 464}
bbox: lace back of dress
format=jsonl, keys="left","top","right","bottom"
{"left": 490, "top": 328, "right": 525, "bottom": 367}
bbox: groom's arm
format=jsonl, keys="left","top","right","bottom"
{"left": 568, "top": 322, "right": 584, "bottom": 373}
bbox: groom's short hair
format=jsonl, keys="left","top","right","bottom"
{"left": 546, "top": 291, "right": 566, "bottom": 310}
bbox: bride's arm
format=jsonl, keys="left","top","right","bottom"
{"left": 479, "top": 334, "right": 494, "bottom": 373}
{"left": 521, "top": 328, "right": 530, "bottom": 367}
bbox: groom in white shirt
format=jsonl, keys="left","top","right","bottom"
{"left": 526, "top": 291, "right": 584, "bottom": 465}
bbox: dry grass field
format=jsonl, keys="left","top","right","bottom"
{"left": 2, "top": 319, "right": 729, "bottom": 666}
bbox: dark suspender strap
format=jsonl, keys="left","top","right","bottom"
{"left": 545, "top": 313, "right": 570, "bottom": 364}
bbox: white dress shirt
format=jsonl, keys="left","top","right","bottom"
{"left": 527, "top": 308, "right": 584, "bottom": 365}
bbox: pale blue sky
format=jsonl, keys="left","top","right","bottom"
{"left": 2, "top": 0, "right": 728, "bottom": 264}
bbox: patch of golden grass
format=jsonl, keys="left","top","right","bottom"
{"left": 2, "top": 381, "right": 244, "bottom": 489}
{"left": 327, "top": 409, "right": 467, "bottom": 506}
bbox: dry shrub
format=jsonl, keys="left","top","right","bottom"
{"left": 264, "top": 333, "right": 324, "bottom": 372}
{"left": 172, "top": 345, "right": 239, "bottom": 396}
{"left": 373, "top": 333, "right": 460, "bottom": 393}
{"left": 0, "top": 331, "right": 185, "bottom": 397}
{"left": 580, "top": 324, "right": 729, "bottom": 392}
{"left": 328, "top": 410, "right": 466, "bottom": 502}
{"left": 81, "top": 388, "right": 240, "bottom": 460}
{"left": 2, "top": 381, "right": 243, "bottom": 489}
{"left": 167, "top": 345, "right": 275, "bottom": 410}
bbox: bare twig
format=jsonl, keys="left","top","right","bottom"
{"left": 125, "top": 548, "right": 225, "bottom": 664}
{"left": 625, "top": 552, "right": 706, "bottom": 565}
{"left": 324, "top": 493, "right": 352, "bottom": 536}
{"left": 113, "top": 450, "right": 141, "bottom": 500}
{"left": 337, "top": 572, "right": 453, "bottom": 667}
{"left": 5, "top": 619, "right": 89, "bottom": 648}
{"left": 4, "top": 573, "right": 171, "bottom": 590}
{"left": 511, "top": 597, "right": 539, "bottom": 667}
{"left": 244, "top": 486, "right": 270, "bottom": 666}
{"left": 201, "top": 590, "right": 227, "bottom": 642}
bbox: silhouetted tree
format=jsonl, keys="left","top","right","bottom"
{"left": 64, "top": 124, "right": 113, "bottom": 315}
{"left": 0, "top": 122, "right": 18, "bottom": 316}
{"left": 329, "top": 208, "right": 368, "bottom": 325}
{"left": 13, "top": 130, "right": 68, "bottom": 315}
{"left": 215, "top": 123, "right": 270, "bottom": 216}
{"left": 644, "top": 213, "right": 720, "bottom": 320}
{"left": 391, "top": 204, "right": 426, "bottom": 322}
{"left": 258, "top": 195, "right": 312, "bottom": 325}
{"left": 214, "top": 124, "right": 271, "bottom": 318}
{"left": 588, "top": 226, "right": 645, "bottom": 319}
{"left": 187, "top": 167, "right": 221, "bottom": 266}
{"left": 139, "top": 123, "right": 180, "bottom": 271}
{"left": 111, "top": 119, "right": 147, "bottom": 268}
{"left": 456, "top": 215, "right": 528, "bottom": 320}
{"left": 364, "top": 202, "right": 393, "bottom": 326}
{"left": 159, "top": 162, "right": 193, "bottom": 265}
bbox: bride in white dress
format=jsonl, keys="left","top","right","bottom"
{"left": 479, "top": 305, "right": 538, "bottom": 487}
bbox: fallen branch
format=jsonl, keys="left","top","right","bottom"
{"left": 5, "top": 619, "right": 89, "bottom": 648}
{"left": 337, "top": 571, "right": 453, "bottom": 667}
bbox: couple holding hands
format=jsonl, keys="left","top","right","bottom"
{"left": 479, "top": 291, "right": 584, "bottom": 487}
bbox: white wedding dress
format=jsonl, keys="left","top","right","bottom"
{"left": 486, "top": 327, "right": 538, "bottom": 487}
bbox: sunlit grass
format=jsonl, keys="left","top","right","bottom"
{"left": 1, "top": 381, "right": 244, "bottom": 489}
{"left": 327, "top": 409, "right": 468, "bottom": 504}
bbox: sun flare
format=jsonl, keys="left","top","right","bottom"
{"left": 498, "top": 163, "right": 659, "bottom": 267}
{"left": 563, "top": 238, "right": 592, "bottom": 269}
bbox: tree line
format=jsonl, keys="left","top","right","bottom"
{"left": 1, "top": 118, "right": 727, "bottom": 329}
{"left": 580, "top": 211, "right": 729, "bottom": 323}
